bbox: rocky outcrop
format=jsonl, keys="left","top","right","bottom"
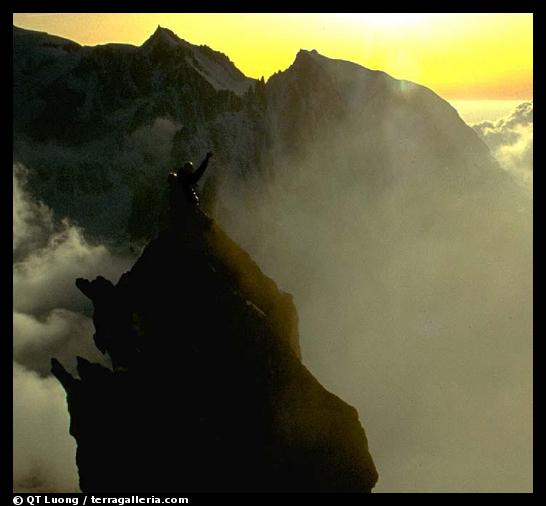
{"left": 51, "top": 207, "right": 378, "bottom": 492}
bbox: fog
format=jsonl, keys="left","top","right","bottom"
{"left": 13, "top": 165, "right": 133, "bottom": 491}
{"left": 12, "top": 101, "right": 532, "bottom": 492}
{"left": 12, "top": 116, "right": 184, "bottom": 492}
{"left": 219, "top": 100, "right": 533, "bottom": 492}
{"left": 13, "top": 117, "right": 183, "bottom": 241}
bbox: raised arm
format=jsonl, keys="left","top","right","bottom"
{"left": 189, "top": 151, "right": 213, "bottom": 184}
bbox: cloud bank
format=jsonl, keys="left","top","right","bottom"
{"left": 13, "top": 164, "right": 134, "bottom": 491}
{"left": 473, "top": 101, "right": 533, "bottom": 187}
{"left": 220, "top": 102, "right": 533, "bottom": 492}
{"left": 12, "top": 101, "right": 533, "bottom": 492}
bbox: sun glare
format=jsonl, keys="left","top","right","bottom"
{"left": 12, "top": 12, "right": 532, "bottom": 100}
{"left": 335, "top": 13, "right": 431, "bottom": 28}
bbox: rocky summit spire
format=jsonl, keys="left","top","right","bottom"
{"left": 51, "top": 206, "right": 378, "bottom": 493}
{"left": 143, "top": 24, "right": 185, "bottom": 48}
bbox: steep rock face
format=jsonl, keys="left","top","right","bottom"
{"left": 51, "top": 207, "right": 378, "bottom": 492}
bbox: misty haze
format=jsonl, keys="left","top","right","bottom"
{"left": 12, "top": 21, "right": 532, "bottom": 493}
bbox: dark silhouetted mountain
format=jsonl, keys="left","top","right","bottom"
{"left": 263, "top": 48, "right": 499, "bottom": 190}
{"left": 13, "top": 25, "right": 511, "bottom": 245}
{"left": 14, "top": 25, "right": 253, "bottom": 140}
{"left": 51, "top": 205, "right": 378, "bottom": 492}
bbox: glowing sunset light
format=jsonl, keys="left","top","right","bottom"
{"left": 12, "top": 13, "right": 532, "bottom": 101}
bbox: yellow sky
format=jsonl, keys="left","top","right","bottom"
{"left": 12, "top": 13, "right": 533, "bottom": 100}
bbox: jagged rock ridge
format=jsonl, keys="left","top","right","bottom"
{"left": 13, "top": 25, "right": 504, "bottom": 245}
{"left": 52, "top": 207, "right": 378, "bottom": 492}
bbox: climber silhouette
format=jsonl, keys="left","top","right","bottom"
{"left": 169, "top": 151, "right": 213, "bottom": 206}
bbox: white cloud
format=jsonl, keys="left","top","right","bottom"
{"left": 13, "top": 309, "right": 105, "bottom": 377}
{"left": 13, "top": 222, "right": 130, "bottom": 315}
{"left": 13, "top": 164, "right": 133, "bottom": 317}
{"left": 13, "top": 362, "right": 80, "bottom": 492}
{"left": 473, "top": 101, "right": 533, "bottom": 187}
{"left": 13, "top": 164, "right": 55, "bottom": 261}
{"left": 13, "top": 165, "right": 135, "bottom": 491}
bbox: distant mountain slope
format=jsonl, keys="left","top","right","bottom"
{"left": 13, "top": 25, "right": 511, "bottom": 244}
{"left": 13, "top": 25, "right": 261, "bottom": 239}
{"left": 14, "top": 25, "right": 254, "bottom": 141}
{"left": 263, "top": 49, "right": 496, "bottom": 188}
